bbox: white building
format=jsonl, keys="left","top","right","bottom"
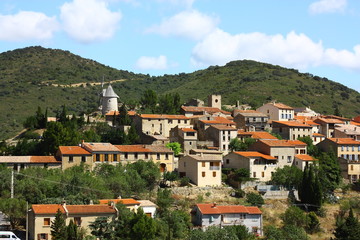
{"left": 257, "top": 102, "right": 294, "bottom": 121}
{"left": 101, "top": 84, "right": 119, "bottom": 115}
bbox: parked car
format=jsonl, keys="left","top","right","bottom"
{"left": 0, "top": 231, "right": 20, "bottom": 240}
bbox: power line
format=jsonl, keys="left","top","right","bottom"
{"left": 14, "top": 172, "right": 110, "bottom": 194}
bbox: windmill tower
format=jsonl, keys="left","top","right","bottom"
{"left": 101, "top": 84, "right": 119, "bottom": 115}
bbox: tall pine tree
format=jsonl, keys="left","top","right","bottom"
{"left": 51, "top": 209, "right": 67, "bottom": 240}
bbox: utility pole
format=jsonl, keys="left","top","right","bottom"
{"left": 11, "top": 169, "right": 14, "bottom": 198}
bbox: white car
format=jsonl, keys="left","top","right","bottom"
{"left": 0, "top": 232, "right": 20, "bottom": 240}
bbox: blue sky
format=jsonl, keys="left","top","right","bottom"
{"left": 1, "top": 0, "right": 360, "bottom": 91}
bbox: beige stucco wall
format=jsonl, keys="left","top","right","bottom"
{"left": 269, "top": 147, "right": 295, "bottom": 167}
{"left": 257, "top": 104, "right": 294, "bottom": 121}
{"left": 61, "top": 155, "right": 93, "bottom": 170}
{"left": 140, "top": 118, "right": 191, "bottom": 137}
{"left": 120, "top": 152, "right": 174, "bottom": 171}
{"left": 178, "top": 156, "right": 221, "bottom": 186}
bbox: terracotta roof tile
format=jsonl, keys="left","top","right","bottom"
{"left": 99, "top": 199, "right": 140, "bottom": 205}
{"left": 295, "top": 154, "right": 316, "bottom": 161}
{"left": 115, "top": 145, "right": 151, "bottom": 152}
{"left": 350, "top": 121, "right": 360, "bottom": 126}
{"left": 30, "top": 156, "right": 61, "bottom": 163}
{"left": 32, "top": 204, "right": 64, "bottom": 214}
{"left": 272, "top": 102, "right": 293, "bottom": 110}
{"left": 314, "top": 118, "right": 344, "bottom": 124}
{"left": 285, "top": 140, "right": 307, "bottom": 146}
{"left": 327, "top": 138, "right": 360, "bottom": 145}
{"left": 258, "top": 140, "right": 295, "bottom": 147}
{"left": 233, "top": 151, "right": 276, "bottom": 160}
{"left": 181, "top": 106, "right": 231, "bottom": 115}
{"left": 65, "top": 205, "right": 117, "bottom": 215}
{"left": 180, "top": 128, "right": 197, "bottom": 132}
{"left": 248, "top": 132, "right": 278, "bottom": 140}
{"left": 313, "top": 133, "right": 325, "bottom": 137}
{"left": 201, "top": 116, "right": 235, "bottom": 125}
{"left": 209, "top": 125, "right": 237, "bottom": 130}
{"left": 59, "top": 146, "right": 91, "bottom": 155}
{"left": 139, "top": 114, "right": 189, "bottom": 120}
{"left": 83, "top": 142, "right": 120, "bottom": 152}
{"left": 273, "top": 121, "right": 312, "bottom": 128}
{"left": 196, "top": 204, "right": 261, "bottom": 215}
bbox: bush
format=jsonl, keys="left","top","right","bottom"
{"left": 246, "top": 192, "right": 264, "bottom": 207}
{"left": 234, "top": 189, "right": 245, "bottom": 198}
{"left": 180, "top": 177, "right": 190, "bottom": 187}
{"left": 306, "top": 212, "right": 321, "bottom": 233}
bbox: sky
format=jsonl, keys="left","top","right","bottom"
{"left": 1, "top": 0, "right": 360, "bottom": 91}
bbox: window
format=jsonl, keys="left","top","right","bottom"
{"left": 134, "top": 153, "right": 138, "bottom": 159}
{"left": 353, "top": 146, "right": 355, "bottom": 151}
{"left": 226, "top": 159, "right": 230, "bottom": 164}
{"left": 157, "top": 153, "right": 160, "bottom": 160}
{"left": 96, "top": 154, "right": 100, "bottom": 162}
{"left": 165, "top": 153, "right": 169, "bottom": 160}
{"left": 113, "top": 154, "right": 117, "bottom": 162}
{"left": 347, "top": 146, "right": 349, "bottom": 151}
{"left": 104, "top": 154, "right": 109, "bottom": 162}
{"left": 223, "top": 136, "right": 225, "bottom": 141}
{"left": 350, "top": 165, "right": 354, "bottom": 171}
{"left": 213, "top": 171, "right": 216, "bottom": 177}
{"left": 202, "top": 162, "right": 205, "bottom": 167}
{"left": 74, "top": 217, "right": 81, "bottom": 226}
{"left": 341, "top": 146, "right": 345, "bottom": 151}
{"left": 253, "top": 172, "right": 256, "bottom": 178}
{"left": 168, "top": 120, "right": 172, "bottom": 124}
{"left": 178, "top": 120, "right": 181, "bottom": 123}
{"left": 145, "top": 153, "right": 149, "bottom": 159}
{"left": 68, "top": 156, "right": 73, "bottom": 163}
{"left": 43, "top": 218, "right": 50, "bottom": 226}
{"left": 202, "top": 172, "right": 206, "bottom": 177}
{"left": 287, "top": 156, "right": 292, "bottom": 163}
{"left": 223, "top": 144, "right": 226, "bottom": 149}
{"left": 81, "top": 156, "right": 86, "bottom": 162}
{"left": 39, "top": 233, "right": 48, "bottom": 240}
{"left": 184, "top": 162, "right": 186, "bottom": 167}
{"left": 261, "top": 172, "right": 265, "bottom": 178}
{"left": 189, "top": 142, "right": 192, "bottom": 145}
{"left": 125, "top": 153, "right": 128, "bottom": 159}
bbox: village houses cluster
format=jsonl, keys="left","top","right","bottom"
{"left": 2, "top": 84, "right": 360, "bottom": 239}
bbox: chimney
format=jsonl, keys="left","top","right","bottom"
{"left": 212, "top": 203, "right": 217, "bottom": 208}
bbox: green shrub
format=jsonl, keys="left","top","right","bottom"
{"left": 180, "top": 177, "right": 190, "bottom": 187}
{"left": 246, "top": 192, "right": 264, "bottom": 207}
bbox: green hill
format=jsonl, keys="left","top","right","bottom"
{"left": 0, "top": 46, "right": 359, "bottom": 140}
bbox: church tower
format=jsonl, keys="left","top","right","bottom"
{"left": 101, "top": 84, "right": 119, "bottom": 115}
{"left": 207, "top": 94, "right": 221, "bottom": 109}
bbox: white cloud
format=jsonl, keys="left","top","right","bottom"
{"left": 146, "top": 9, "right": 219, "bottom": 40}
{"left": 309, "top": 0, "right": 347, "bottom": 14}
{"left": 191, "top": 29, "right": 360, "bottom": 71}
{"left": 135, "top": 55, "right": 168, "bottom": 70}
{"left": 155, "top": 0, "right": 195, "bottom": 9}
{"left": 60, "top": 0, "right": 122, "bottom": 43}
{"left": 0, "top": 11, "right": 58, "bottom": 41}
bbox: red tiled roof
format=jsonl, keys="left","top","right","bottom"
{"left": 180, "top": 128, "right": 197, "bottom": 132}
{"left": 32, "top": 204, "right": 64, "bottom": 214}
{"left": 285, "top": 140, "right": 307, "bottom": 146}
{"left": 295, "top": 154, "right": 316, "bottom": 161}
{"left": 139, "top": 114, "right": 189, "bottom": 120}
{"left": 30, "top": 156, "right": 61, "bottom": 163}
{"left": 273, "top": 121, "right": 312, "bottom": 128}
{"left": 115, "top": 145, "right": 151, "bottom": 152}
{"left": 105, "top": 110, "right": 136, "bottom": 116}
{"left": 59, "top": 146, "right": 91, "bottom": 155}
{"left": 258, "top": 140, "right": 294, "bottom": 147}
{"left": 201, "top": 116, "right": 235, "bottom": 125}
{"left": 272, "top": 102, "right": 293, "bottom": 110}
{"left": 209, "top": 125, "right": 237, "bottom": 130}
{"left": 248, "top": 132, "right": 278, "bottom": 140}
{"left": 99, "top": 198, "right": 140, "bottom": 205}
{"left": 327, "top": 138, "right": 360, "bottom": 145}
{"left": 181, "top": 106, "right": 231, "bottom": 115}
{"left": 350, "top": 121, "right": 360, "bottom": 126}
{"left": 314, "top": 118, "right": 344, "bottom": 124}
{"left": 313, "top": 133, "right": 325, "bottom": 137}
{"left": 234, "top": 151, "right": 276, "bottom": 160}
{"left": 65, "top": 205, "right": 117, "bottom": 214}
{"left": 83, "top": 142, "right": 120, "bottom": 152}
{"left": 196, "top": 204, "right": 261, "bottom": 215}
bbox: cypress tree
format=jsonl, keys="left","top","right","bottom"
{"left": 51, "top": 209, "right": 67, "bottom": 240}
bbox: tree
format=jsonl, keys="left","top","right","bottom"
{"left": 0, "top": 198, "right": 27, "bottom": 229}
{"left": 306, "top": 211, "right": 320, "bottom": 233}
{"left": 127, "top": 124, "right": 139, "bottom": 144}
{"left": 318, "top": 151, "right": 341, "bottom": 193}
{"left": 246, "top": 192, "right": 264, "bottom": 207}
{"left": 298, "top": 164, "right": 323, "bottom": 210}
{"left": 67, "top": 219, "right": 80, "bottom": 240}
{"left": 281, "top": 206, "right": 306, "bottom": 228}
{"left": 334, "top": 208, "right": 360, "bottom": 240}
{"left": 297, "top": 136, "right": 318, "bottom": 156}
{"left": 51, "top": 209, "right": 67, "bottom": 240}
{"left": 229, "top": 138, "right": 256, "bottom": 151}
{"left": 89, "top": 216, "right": 113, "bottom": 240}
{"left": 156, "top": 189, "right": 174, "bottom": 216}
{"left": 118, "top": 104, "right": 132, "bottom": 125}
{"left": 163, "top": 171, "right": 179, "bottom": 187}
{"left": 140, "top": 90, "right": 158, "bottom": 113}
{"left": 270, "top": 165, "right": 303, "bottom": 189}
{"left": 166, "top": 142, "right": 182, "bottom": 156}
{"left": 131, "top": 208, "right": 158, "bottom": 240}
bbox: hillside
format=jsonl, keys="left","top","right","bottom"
{"left": 1, "top": 46, "right": 360, "bottom": 140}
